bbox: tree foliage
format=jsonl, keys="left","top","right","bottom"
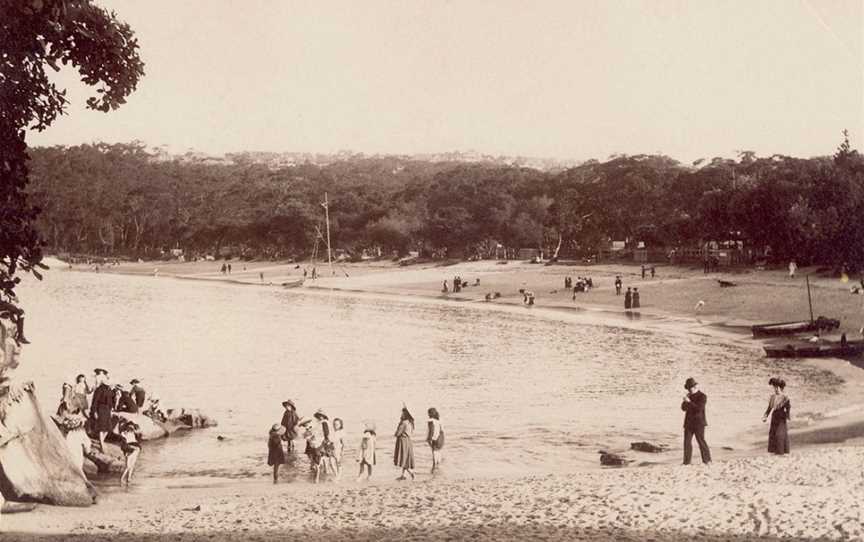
{"left": 0, "top": 0, "right": 143, "bottom": 333}
{"left": 26, "top": 134, "right": 864, "bottom": 272}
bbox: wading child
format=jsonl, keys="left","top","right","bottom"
{"left": 119, "top": 420, "right": 143, "bottom": 487}
{"left": 356, "top": 423, "right": 376, "bottom": 481}
{"left": 332, "top": 418, "right": 345, "bottom": 478}
{"left": 268, "top": 423, "right": 287, "bottom": 483}
{"left": 426, "top": 407, "right": 445, "bottom": 474}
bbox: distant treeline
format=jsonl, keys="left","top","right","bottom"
{"left": 25, "top": 136, "right": 864, "bottom": 268}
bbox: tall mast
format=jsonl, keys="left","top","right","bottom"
{"left": 323, "top": 192, "right": 333, "bottom": 275}
{"left": 806, "top": 275, "right": 814, "bottom": 323}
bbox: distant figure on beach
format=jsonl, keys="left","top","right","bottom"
{"left": 564, "top": 276, "right": 571, "bottom": 289}
{"left": 90, "top": 368, "right": 114, "bottom": 451}
{"left": 394, "top": 406, "right": 416, "bottom": 480}
{"left": 681, "top": 377, "right": 711, "bottom": 465}
{"left": 762, "top": 378, "right": 790, "bottom": 455}
{"left": 624, "top": 288, "right": 632, "bottom": 310}
{"left": 641, "top": 265, "right": 646, "bottom": 279}
{"left": 442, "top": 280, "right": 449, "bottom": 293}
{"left": 259, "top": 272, "right": 264, "bottom": 282}
{"left": 71, "top": 374, "right": 92, "bottom": 416}
{"left": 119, "top": 419, "right": 143, "bottom": 487}
{"left": 632, "top": 288, "right": 640, "bottom": 308}
{"left": 227, "top": 263, "right": 232, "bottom": 274}
{"left": 357, "top": 422, "right": 377, "bottom": 481}
{"left": 280, "top": 399, "right": 299, "bottom": 452}
{"left": 614, "top": 276, "right": 622, "bottom": 295}
{"left": 312, "top": 267, "right": 318, "bottom": 280}
{"left": 695, "top": 300, "right": 705, "bottom": 313}
{"left": 130, "top": 379, "right": 146, "bottom": 409}
{"left": 426, "top": 407, "right": 445, "bottom": 474}
{"left": 221, "top": 263, "right": 227, "bottom": 275}
{"left": 703, "top": 257, "right": 710, "bottom": 274}
{"left": 268, "top": 423, "right": 287, "bottom": 483}
{"left": 788, "top": 260, "right": 797, "bottom": 279}
{"left": 303, "top": 268, "right": 308, "bottom": 278}
{"left": 650, "top": 266, "right": 655, "bottom": 278}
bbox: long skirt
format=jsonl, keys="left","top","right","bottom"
{"left": 393, "top": 435, "right": 415, "bottom": 469}
{"left": 767, "top": 414, "right": 790, "bottom": 454}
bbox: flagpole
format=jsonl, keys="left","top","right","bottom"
{"left": 806, "top": 275, "right": 814, "bottom": 323}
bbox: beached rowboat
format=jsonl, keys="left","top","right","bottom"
{"left": 282, "top": 278, "right": 305, "bottom": 288}
{"left": 764, "top": 340, "right": 864, "bottom": 358}
{"left": 751, "top": 316, "right": 839, "bottom": 338}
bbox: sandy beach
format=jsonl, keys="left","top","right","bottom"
{"left": 3, "top": 445, "right": 863, "bottom": 541}
{"left": 5, "top": 257, "right": 864, "bottom": 540}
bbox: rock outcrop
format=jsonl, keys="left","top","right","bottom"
{"left": 630, "top": 441, "right": 669, "bottom": 453}
{"left": 0, "top": 381, "right": 96, "bottom": 506}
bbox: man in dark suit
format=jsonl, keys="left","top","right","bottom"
{"left": 681, "top": 377, "right": 711, "bottom": 465}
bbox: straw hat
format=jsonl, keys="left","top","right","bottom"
{"left": 313, "top": 408, "right": 328, "bottom": 420}
{"left": 281, "top": 399, "right": 296, "bottom": 409}
{"left": 270, "top": 424, "right": 286, "bottom": 435}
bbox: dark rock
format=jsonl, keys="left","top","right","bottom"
{"left": 599, "top": 451, "right": 628, "bottom": 466}
{"left": 630, "top": 441, "right": 668, "bottom": 453}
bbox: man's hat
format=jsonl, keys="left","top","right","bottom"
{"left": 314, "top": 408, "right": 328, "bottom": 419}
{"left": 281, "top": 399, "right": 296, "bottom": 409}
{"left": 684, "top": 377, "right": 698, "bottom": 390}
{"left": 130, "top": 379, "right": 140, "bottom": 385}
{"left": 94, "top": 368, "right": 108, "bottom": 376}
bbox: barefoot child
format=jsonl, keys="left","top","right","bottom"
{"left": 268, "top": 423, "right": 287, "bottom": 483}
{"left": 119, "top": 420, "right": 142, "bottom": 487}
{"left": 426, "top": 407, "right": 445, "bottom": 473}
{"left": 357, "top": 423, "right": 376, "bottom": 481}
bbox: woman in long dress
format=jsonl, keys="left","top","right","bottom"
{"left": 267, "top": 423, "right": 287, "bottom": 483}
{"left": 393, "top": 406, "right": 415, "bottom": 480}
{"left": 762, "top": 378, "right": 791, "bottom": 454}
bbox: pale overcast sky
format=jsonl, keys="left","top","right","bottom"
{"left": 27, "top": 0, "right": 864, "bottom": 162}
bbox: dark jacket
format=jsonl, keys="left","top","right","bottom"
{"left": 280, "top": 409, "right": 298, "bottom": 439}
{"left": 131, "top": 385, "right": 146, "bottom": 408}
{"left": 681, "top": 390, "right": 708, "bottom": 428}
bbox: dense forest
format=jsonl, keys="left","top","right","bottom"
{"left": 25, "top": 134, "right": 864, "bottom": 268}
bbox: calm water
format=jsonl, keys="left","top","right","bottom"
{"left": 14, "top": 268, "right": 848, "bottom": 485}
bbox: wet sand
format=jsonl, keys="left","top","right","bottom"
{"left": 3, "top": 445, "right": 863, "bottom": 541}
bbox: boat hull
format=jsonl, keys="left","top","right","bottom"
{"left": 764, "top": 341, "right": 864, "bottom": 358}
{"left": 751, "top": 317, "right": 840, "bottom": 338}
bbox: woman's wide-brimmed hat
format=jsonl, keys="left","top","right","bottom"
{"left": 281, "top": 399, "right": 296, "bottom": 409}
{"left": 297, "top": 417, "right": 313, "bottom": 426}
{"left": 130, "top": 378, "right": 140, "bottom": 385}
{"left": 314, "top": 408, "right": 328, "bottom": 419}
{"left": 684, "top": 377, "right": 698, "bottom": 390}
{"left": 94, "top": 368, "right": 108, "bottom": 376}
{"left": 270, "top": 423, "right": 286, "bottom": 435}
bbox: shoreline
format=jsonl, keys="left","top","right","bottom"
{"left": 7, "top": 258, "right": 864, "bottom": 540}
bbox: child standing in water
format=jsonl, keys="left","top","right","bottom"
{"left": 332, "top": 418, "right": 346, "bottom": 477}
{"left": 426, "top": 408, "right": 445, "bottom": 474}
{"left": 268, "top": 424, "right": 287, "bottom": 483}
{"left": 357, "top": 423, "right": 376, "bottom": 481}
{"left": 119, "top": 420, "right": 143, "bottom": 487}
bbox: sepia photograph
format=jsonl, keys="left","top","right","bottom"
{"left": 1, "top": 0, "right": 863, "bottom": 540}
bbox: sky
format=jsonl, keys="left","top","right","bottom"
{"left": 26, "top": 0, "right": 864, "bottom": 163}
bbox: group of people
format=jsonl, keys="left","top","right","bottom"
{"left": 442, "top": 275, "right": 478, "bottom": 294}
{"left": 640, "top": 265, "right": 656, "bottom": 279}
{"left": 268, "top": 401, "right": 445, "bottom": 484}
{"left": 565, "top": 276, "right": 594, "bottom": 296}
{"left": 53, "top": 368, "right": 152, "bottom": 487}
{"left": 624, "top": 287, "right": 641, "bottom": 310}
{"left": 680, "top": 375, "right": 792, "bottom": 466}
